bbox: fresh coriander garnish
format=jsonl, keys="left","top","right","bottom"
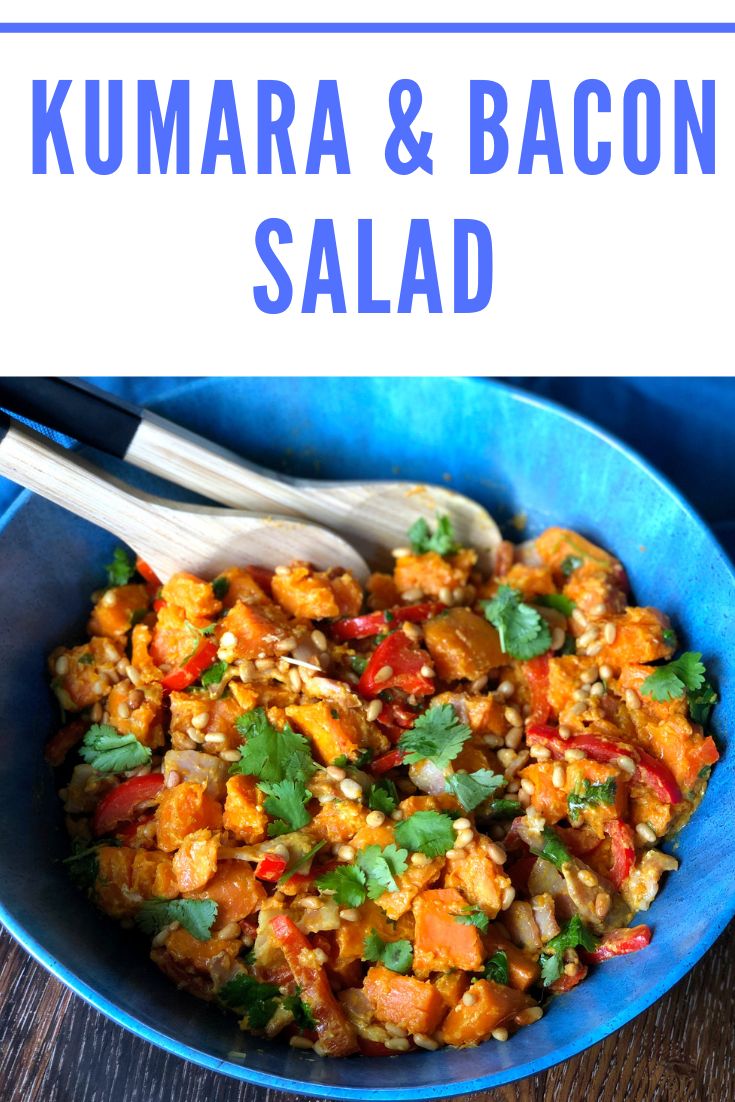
{"left": 105, "top": 547, "right": 136, "bottom": 587}
{"left": 539, "top": 914, "right": 598, "bottom": 986}
{"left": 560, "top": 555, "right": 583, "bottom": 578}
{"left": 455, "top": 906, "right": 489, "bottom": 933}
{"left": 640, "top": 652, "right": 706, "bottom": 702}
{"left": 260, "top": 778, "right": 313, "bottom": 836}
{"left": 219, "top": 973, "right": 280, "bottom": 1030}
{"left": 482, "top": 949, "right": 509, "bottom": 985}
{"left": 79, "top": 724, "right": 151, "bottom": 773}
{"left": 445, "top": 769, "right": 504, "bottom": 812}
{"left": 394, "top": 810, "right": 456, "bottom": 857}
{"left": 408, "top": 514, "right": 459, "bottom": 557}
{"left": 481, "top": 585, "right": 552, "bottom": 661}
{"left": 398, "top": 703, "right": 471, "bottom": 770}
{"left": 362, "top": 930, "right": 414, "bottom": 974}
{"left": 356, "top": 844, "right": 409, "bottom": 897}
{"left": 230, "top": 708, "right": 316, "bottom": 784}
{"left": 567, "top": 778, "right": 617, "bottom": 824}
{"left": 535, "top": 593, "right": 575, "bottom": 617}
{"left": 212, "top": 576, "right": 230, "bottom": 600}
{"left": 530, "top": 826, "right": 571, "bottom": 870}
{"left": 367, "top": 778, "right": 399, "bottom": 815}
{"left": 200, "top": 660, "right": 228, "bottom": 688}
{"left": 136, "top": 898, "right": 218, "bottom": 941}
{"left": 317, "top": 865, "right": 368, "bottom": 907}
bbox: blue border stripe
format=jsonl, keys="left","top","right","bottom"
{"left": 1, "top": 22, "right": 735, "bottom": 33}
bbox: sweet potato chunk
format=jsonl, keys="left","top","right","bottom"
{"left": 593, "top": 607, "right": 673, "bottom": 675}
{"left": 393, "top": 549, "right": 476, "bottom": 598}
{"left": 106, "top": 679, "right": 164, "bottom": 748}
{"left": 565, "top": 759, "right": 629, "bottom": 835}
{"left": 519, "top": 762, "right": 569, "bottom": 824}
{"left": 496, "top": 564, "right": 557, "bottom": 600}
{"left": 188, "top": 859, "right": 266, "bottom": 929}
{"left": 336, "top": 902, "right": 413, "bottom": 969}
{"left": 484, "top": 926, "right": 540, "bottom": 991}
{"left": 160, "top": 572, "right": 222, "bottom": 621}
{"left": 376, "top": 858, "right": 444, "bottom": 921}
{"left": 424, "top": 608, "right": 505, "bottom": 681}
{"left": 434, "top": 971, "right": 470, "bottom": 1008}
{"left": 172, "top": 828, "right": 220, "bottom": 892}
{"left": 367, "top": 572, "right": 399, "bottom": 610}
{"left": 412, "top": 889, "right": 485, "bottom": 977}
{"left": 272, "top": 562, "right": 341, "bottom": 619}
{"left": 215, "top": 600, "right": 291, "bottom": 660}
{"left": 130, "top": 623, "right": 164, "bottom": 684}
{"left": 443, "top": 835, "right": 510, "bottom": 918}
{"left": 96, "top": 847, "right": 177, "bottom": 918}
{"left": 310, "top": 799, "right": 367, "bottom": 845}
{"left": 162, "top": 927, "right": 241, "bottom": 972}
{"left": 440, "top": 980, "right": 534, "bottom": 1047}
{"left": 156, "top": 781, "right": 223, "bottom": 852}
{"left": 363, "top": 964, "right": 446, "bottom": 1036}
{"left": 49, "top": 637, "right": 125, "bottom": 712}
{"left": 535, "top": 527, "right": 616, "bottom": 575}
{"left": 88, "top": 584, "right": 150, "bottom": 637}
{"left": 150, "top": 604, "right": 202, "bottom": 669}
{"left": 215, "top": 567, "right": 269, "bottom": 609}
{"left": 222, "top": 775, "right": 268, "bottom": 844}
{"left": 286, "top": 701, "right": 376, "bottom": 765}
{"left": 328, "top": 570, "right": 363, "bottom": 617}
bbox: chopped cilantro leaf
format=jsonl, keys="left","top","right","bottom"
{"left": 535, "top": 593, "right": 575, "bottom": 617}
{"left": 486, "top": 798, "right": 522, "bottom": 818}
{"left": 212, "top": 576, "right": 230, "bottom": 600}
{"left": 317, "top": 865, "right": 367, "bottom": 907}
{"left": 63, "top": 837, "right": 108, "bottom": 892}
{"left": 332, "top": 754, "right": 349, "bottom": 768}
{"left": 362, "top": 930, "right": 414, "bottom": 974}
{"left": 456, "top": 906, "right": 489, "bottom": 933}
{"left": 560, "top": 555, "right": 583, "bottom": 578}
{"left": 688, "top": 675, "right": 717, "bottom": 726}
{"left": 136, "top": 898, "right": 217, "bottom": 941}
{"left": 567, "top": 778, "right": 617, "bottom": 824}
{"left": 367, "top": 778, "right": 398, "bottom": 815}
{"left": 219, "top": 973, "right": 280, "bottom": 1030}
{"left": 539, "top": 914, "right": 598, "bottom": 986}
{"left": 78, "top": 652, "right": 94, "bottom": 666}
{"left": 394, "top": 810, "right": 456, "bottom": 857}
{"left": 558, "top": 634, "right": 577, "bottom": 656}
{"left": 408, "top": 514, "right": 459, "bottom": 557}
{"left": 105, "top": 547, "right": 136, "bottom": 587}
{"left": 483, "top": 949, "right": 509, "bottom": 985}
{"left": 200, "top": 660, "right": 228, "bottom": 688}
{"left": 354, "top": 747, "right": 374, "bottom": 768}
{"left": 640, "top": 652, "right": 706, "bottom": 702}
{"left": 357, "top": 843, "right": 409, "bottom": 897}
{"left": 539, "top": 951, "right": 563, "bottom": 986}
{"left": 350, "top": 655, "right": 368, "bottom": 676}
{"left": 662, "top": 628, "right": 678, "bottom": 648}
{"left": 445, "top": 769, "right": 504, "bottom": 812}
{"left": 260, "top": 777, "right": 312, "bottom": 836}
{"left": 481, "top": 585, "right": 552, "bottom": 661}
{"left": 79, "top": 724, "right": 151, "bottom": 774}
{"left": 282, "top": 993, "right": 316, "bottom": 1030}
{"left": 398, "top": 703, "right": 471, "bottom": 770}
{"left": 231, "top": 708, "right": 316, "bottom": 785}
{"left": 530, "top": 826, "right": 571, "bottom": 870}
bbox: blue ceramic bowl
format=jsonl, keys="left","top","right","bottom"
{"left": 1, "top": 377, "right": 733, "bottom": 1098}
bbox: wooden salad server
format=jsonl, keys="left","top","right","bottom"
{"left": 0, "top": 413, "right": 369, "bottom": 583}
{"left": 0, "top": 379, "right": 502, "bottom": 571}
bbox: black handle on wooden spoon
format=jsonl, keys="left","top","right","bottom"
{"left": 0, "top": 378, "right": 141, "bottom": 457}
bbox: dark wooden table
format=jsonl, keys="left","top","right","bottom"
{"left": 1, "top": 921, "right": 732, "bottom": 1102}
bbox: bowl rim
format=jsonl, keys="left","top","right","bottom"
{"left": 1, "top": 375, "right": 734, "bottom": 1098}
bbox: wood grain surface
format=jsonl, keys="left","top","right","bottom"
{"left": 1, "top": 921, "right": 732, "bottom": 1102}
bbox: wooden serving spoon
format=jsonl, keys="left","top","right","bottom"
{"left": 0, "top": 413, "right": 370, "bottom": 583}
{"left": 0, "top": 379, "right": 502, "bottom": 571}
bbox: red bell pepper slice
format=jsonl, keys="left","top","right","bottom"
{"left": 254, "top": 853, "right": 289, "bottom": 883}
{"left": 161, "top": 639, "right": 219, "bottom": 692}
{"left": 634, "top": 750, "right": 683, "bottom": 805}
{"left": 135, "top": 557, "right": 161, "bottom": 595}
{"left": 526, "top": 724, "right": 568, "bottom": 760}
{"left": 357, "top": 631, "right": 435, "bottom": 699}
{"left": 331, "top": 602, "right": 445, "bottom": 641}
{"left": 524, "top": 655, "right": 551, "bottom": 724}
{"left": 571, "top": 733, "right": 632, "bottom": 763}
{"left": 604, "top": 819, "right": 636, "bottom": 889}
{"left": 550, "top": 963, "right": 588, "bottom": 993}
{"left": 93, "top": 773, "right": 164, "bottom": 836}
{"left": 582, "top": 924, "right": 651, "bottom": 963}
{"left": 371, "top": 748, "right": 407, "bottom": 774}
{"left": 152, "top": 597, "right": 167, "bottom": 613}
{"left": 270, "top": 915, "right": 358, "bottom": 1056}
{"left": 377, "top": 702, "right": 417, "bottom": 730}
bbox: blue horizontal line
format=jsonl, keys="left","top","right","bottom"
{"left": 0, "top": 22, "right": 734, "bottom": 33}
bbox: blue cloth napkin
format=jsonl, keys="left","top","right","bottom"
{"left": 2, "top": 377, "right": 733, "bottom": 560}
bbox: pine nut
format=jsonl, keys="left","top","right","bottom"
{"left": 385, "top": 1037, "right": 410, "bottom": 1052}
{"left": 462, "top": 991, "right": 477, "bottom": 1007}
{"left": 117, "top": 702, "right": 130, "bottom": 719}
{"left": 274, "top": 565, "right": 291, "bottom": 576}
{"left": 558, "top": 725, "right": 571, "bottom": 740}
{"left": 217, "top": 921, "right": 242, "bottom": 940}
{"left": 625, "top": 689, "right": 641, "bottom": 710}
{"left": 529, "top": 745, "right": 551, "bottom": 761}
{"left": 255, "top": 657, "right": 274, "bottom": 671}
{"left": 578, "top": 630, "right": 598, "bottom": 649}
{"left": 551, "top": 627, "right": 566, "bottom": 651}
{"left": 594, "top": 892, "right": 611, "bottom": 918}
{"left": 411, "top": 852, "right": 430, "bottom": 867}
{"left": 497, "top": 748, "right": 516, "bottom": 768}
{"left": 289, "top": 1036, "right": 314, "bottom": 1050}
{"left": 587, "top": 642, "right": 603, "bottom": 657}
{"left": 188, "top": 728, "right": 204, "bottom": 744}
{"left": 501, "top": 886, "right": 516, "bottom": 910}
{"left": 191, "top": 712, "right": 210, "bottom": 730}
{"left": 581, "top": 666, "right": 599, "bottom": 685}
{"left": 452, "top": 817, "right": 471, "bottom": 832}
{"left": 470, "top": 675, "right": 489, "bottom": 693}
{"left": 420, "top": 665, "right": 435, "bottom": 679}
{"left": 504, "top": 706, "right": 523, "bottom": 727}
{"left": 289, "top": 669, "right": 302, "bottom": 692}
{"left": 439, "top": 586, "right": 453, "bottom": 604}
{"left": 571, "top": 609, "right": 588, "bottom": 627}
{"left": 339, "top": 909, "right": 359, "bottom": 922}
{"left": 505, "top": 727, "right": 523, "bottom": 750}
{"left": 299, "top": 897, "right": 323, "bottom": 910}
{"left": 204, "top": 732, "right": 225, "bottom": 744}
{"left": 589, "top": 681, "right": 605, "bottom": 697}
{"left": 570, "top": 701, "right": 588, "bottom": 716}
{"left": 401, "top": 587, "right": 424, "bottom": 602}
{"left": 445, "top": 849, "right": 459, "bottom": 859}
{"left": 496, "top": 680, "right": 514, "bottom": 697}
{"left": 455, "top": 828, "right": 474, "bottom": 848}
{"left": 552, "top": 764, "right": 565, "bottom": 789}
{"left": 604, "top": 623, "right": 617, "bottom": 644}
{"left": 522, "top": 1007, "right": 544, "bottom": 1024}
{"left": 413, "top": 1033, "right": 439, "bottom": 1051}
{"left": 599, "top": 664, "right": 613, "bottom": 681}
{"left": 366, "top": 810, "right": 385, "bottom": 828}
{"left": 491, "top": 1028, "right": 509, "bottom": 1042}
{"left": 391, "top": 547, "right": 411, "bottom": 558}
{"left": 636, "top": 822, "right": 657, "bottom": 844}
{"left": 340, "top": 778, "right": 363, "bottom": 800}
{"left": 617, "top": 755, "right": 636, "bottom": 773}
{"left": 165, "top": 770, "right": 180, "bottom": 788}
{"left": 374, "top": 665, "right": 393, "bottom": 683}
{"left": 565, "top": 748, "right": 585, "bottom": 762}
{"left": 520, "top": 779, "right": 535, "bottom": 795}
{"left": 337, "top": 845, "right": 356, "bottom": 862}
{"left": 220, "top": 750, "right": 240, "bottom": 762}
{"left": 366, "top": 700, "right": 382, "bottom": 722}
{"left": 327, "top": 765, "right": 346, "bottom": 781}
{"left": 220, "top": 631, "right": 237, "bottom": 648}
{"left": 391, "top": 809, "right": 404, "bottom": 821}
{"left": 55, "top": 655, "right": 70, "bottom": 676}
{"left": 487, "top": 842, "right": 507, "bottom": 865}
{"left": 311, "top": 630, "right": 328, "bottom": 652}
{"left": 579, "top": 869, "right": 598, "bottom": 887}
{"left": 313, "top": 948, "right": 328, "bottom": 965}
